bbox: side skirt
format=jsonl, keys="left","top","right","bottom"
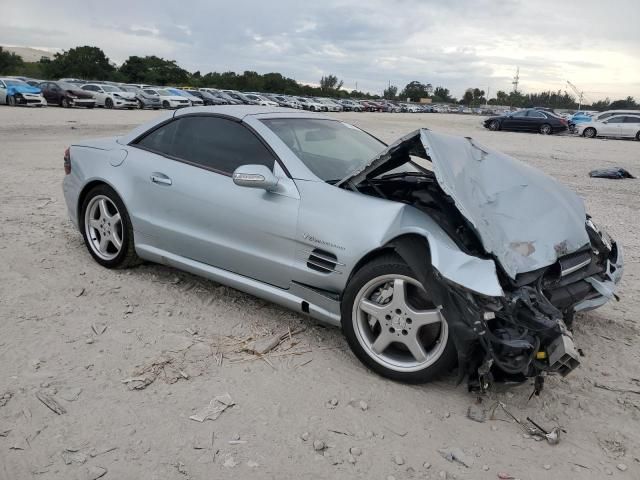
{"left": 135, "top": 244, "right": 342, "bottom": 327}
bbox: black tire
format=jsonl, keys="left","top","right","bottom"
{"left": 162, "top": 100, "right": 170, "bottom": 109}
{"left": 61, "top": 97, "right": 70, "bottom": 108}
{"left": 137, "top": 99, "right": 145, "bottom": 109}
{"left": 583, "top": 127, "right": 597, "bottom": 138}
{"left": 539, "top": 123, "right": 552, "bottom": 135}
{"left": 105, "top": 97, "right": 114, "bottom": 109}
{"left": 488, "top": 120, "right": 500, "bottom": 131}
{"left": 636, "top": 131, "right": 640, "bottom": 141}
{"left": 341, "top": 254, "right": 457, "bottom": 383}
{"left": 8, "top": 95, "right": 16, "bottom": 106}
{"left": 80, "top": 184, "right": 140, "bottom": 269}
{"left": 87, "top": 105, "right": 95, "bottom": 109}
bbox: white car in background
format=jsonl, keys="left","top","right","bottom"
{"left": 81, "top": 84, "right": 137, "bottom": 109}
{"left": 243, "top": 93, "right": 279, "bottom": 106}
{"left": 143, "top": 88, "right": 191, "bottom": 109}
{"left": 578, "top": 114, "right": 640, "bottom": 140}
{"left": 296, "top": 97, "right": 326, "bottom": 111}
{"left": 314, "top": 98, "right": 343, "bottom": 112}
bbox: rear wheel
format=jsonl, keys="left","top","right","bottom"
{"left": 341, "top": 255, "right": 456, "bottom": 383}
{"left": 539, "top": 123, "right": 552, "bottom": 135}
{"left": 105, "top": 97, "right": 114, "bottom": 109}
{"left": 488, "top": 120, "right": 500, "bottom": 131}
{"left": 80, "top": 185, "right": 139, "bottom": 269}
{"left": 583, "top": 127, "right": 597, "bottom": 138}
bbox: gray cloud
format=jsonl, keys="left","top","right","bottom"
{"left": 1, "top": 0, "right": 638, "bottom": 99}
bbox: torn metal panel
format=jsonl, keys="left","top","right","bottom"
{"left": 340, "top": 129, "right": 591, "bottom": 279}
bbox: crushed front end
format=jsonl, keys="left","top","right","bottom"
{"left": 341, "top": 128, "right": 624, "bottom": 389}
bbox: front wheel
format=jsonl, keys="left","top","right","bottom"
{"left": 138, "top": 99, "right": 145, "bottom": 109}
{"left": 105, "top": 98, "right": 114, "bottom": 109}
{"left": 61, "top": 97, "right": 70, "bottom": 108}
{"left": 583, "top": 127, "right": 597, "bottom": 138}
{"left": 80, "top": 185, "right": 139, "bottom": 269}
{"left": 635, "top": 131, "right": 640, "bottom": 141}
{"left": 341, "top": 255, "right": 456, "bottom": 383}
{"left": 488, "top": 120, "right": 500, "bottom": 131}
{"left": 8, "top": 95, "right": 16, "bottom": 106}
{"left": 162, "top": 100, "right": 170, "bottom": 109}
{"left": 539, "top": 123, "right": 552, "bottom": 135}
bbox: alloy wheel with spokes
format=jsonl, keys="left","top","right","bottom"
{"left": 584, "top": 127, "right": 597, "bottom": 138}
{"left": 84, "top": 195, "right": 123, "bottom": 261}
{"left": 353, "top": 274, "right": 448, "bottom": 373}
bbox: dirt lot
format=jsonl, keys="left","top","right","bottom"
{"left": 0, "top": 107, "right": 638, "bottom": 480}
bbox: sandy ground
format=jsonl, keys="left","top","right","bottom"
{"left": 0, "top": 107, "right": 638, "bottom": 480}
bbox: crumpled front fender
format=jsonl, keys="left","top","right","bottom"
{"left": 383, "top": 206, "right": 504, "bottom": 297}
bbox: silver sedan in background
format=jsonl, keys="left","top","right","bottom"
{"left": 62, "top": 106, "right": 623, "bottom": 390}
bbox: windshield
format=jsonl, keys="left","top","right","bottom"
{"left": 4, "top": 79, "right": 28, "bottom": 87}
{"left": 102, "top": 85, "right": 122, "bottom": 92}
{"left": 157, "top": 89, "right": 174, "bottom": 96}
{"left": 58, "top": 82, "right": 78, "bottom": 90}
{"left": 261, "top": 118, "right": 386, "bottom": 182}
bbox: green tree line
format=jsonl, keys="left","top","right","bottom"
{"left": 1, "top": 45, "right": 637, "bottom": 110}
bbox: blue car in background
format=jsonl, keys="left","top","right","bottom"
{"left": 568, "top": 111, "right": 595, "bottom": 132}
{"left": 0, "top": 77, "right": 47, "bottom": 106}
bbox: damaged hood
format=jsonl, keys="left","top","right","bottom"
{"left": 339, "top": 129, "right": 590, "bottom": 279}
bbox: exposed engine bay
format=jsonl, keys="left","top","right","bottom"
{"left": 340, "top": 129, "right": 623, "bottom": 391}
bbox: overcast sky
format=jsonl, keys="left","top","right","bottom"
{"left": 2, "top": 0, "right": 639, "bottom": 100}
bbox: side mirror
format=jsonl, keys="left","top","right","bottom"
{"left": 232, "top": 164, "right": 279, "bottom": 191}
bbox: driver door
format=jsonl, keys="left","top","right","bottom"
{"left": 126, "top": 115, "right": 299, "bottom": 288}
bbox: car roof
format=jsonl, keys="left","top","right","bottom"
{"left": 174, "top": 105, "right": 325, "bottom": 119}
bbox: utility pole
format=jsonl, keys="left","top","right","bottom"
{"left": 512, "top": 67, "right": 520, "bottom": 93}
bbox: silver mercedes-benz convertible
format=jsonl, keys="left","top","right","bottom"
{"left": 63, "top": 106, "right": 623, "bottom": 390}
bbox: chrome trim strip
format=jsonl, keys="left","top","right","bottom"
{"left": 561, "top": 257, "right": 591, "bottom": 276}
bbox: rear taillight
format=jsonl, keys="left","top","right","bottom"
{"left": 64, "top": 147, "right": 71, "bottom": 175}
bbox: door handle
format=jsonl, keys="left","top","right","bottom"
{"left": 150, "top": 173, "right": 172, "bottom": 186}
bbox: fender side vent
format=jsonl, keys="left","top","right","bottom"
{"left": 307, "top": 249, "right": 340, "bottom": 274}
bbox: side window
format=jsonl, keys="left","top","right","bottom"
{"left": 624, "top": 116, "right": 640, "bottom": 123}
{"left": 512, "top": 110, "right": 528, "bottom": 117}
{"left": 599, "top": 113, "right": 613, "bottom": 120}
{"left": 606, "top": 116, "right": 625, "bottom": 123}
{"left": 136, "top": 117, "right": 276, "bottom": 175}
{"left": 528, "top": 111, "right": 546, "bottom": 118}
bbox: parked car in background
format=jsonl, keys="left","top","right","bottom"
{"left": 184, "top": 89, "right": 228, "bottom": 105}
{"left": 296, "top": 97, "right": 326, "bottom": 111}
{"left": 243, "top": 93, "right": 279, "bottom": 106}
{"left": 0, "top": 78, "right": 46, "bottom": 107}
{"left": 266, "top": 95, "right": 302, "bottom": 109}
{"left": 59, "top": 78, "right": 88, "bottom": 86}
{"left": 165, "top": 88, "right": 204, "bottom": 107}
{"left": 81, "top": 84, "right": 137, "bottom": 109}
{"left": 314, "top": 98, "right": 343, "bottom": 112}
{"left": 39, "top": 81, "right": 96, "bottom": 108}
{"left": 143, "top": 88, "right": 190, "bottom": 109}
{"left": 577, "top": 115, "right": 640, "bottom": 140}
{"left": 222, "top": 90, "right": 259, "bottom": 105}
{"left": 199, "top": 88, "right": 243, "bottom": 105}
{"left": 120, "top": 86, "right": 161, "bottom": 110}
{"left": 592, "top": 109, "right": 640, "bottom": 122}
{"left": 483, "top": 108, "right": 568, "bottom": 134}
{"left": 337, "top": 99, "right": 362, "bottom": 112}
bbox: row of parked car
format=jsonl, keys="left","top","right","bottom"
{"left": 0, "top": 75, "right": 494, "bottom": 114}
{"left": 482, "top": 107, "right": 640, "bottom": 140}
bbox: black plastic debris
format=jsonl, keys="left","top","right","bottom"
{"left": 589, "top": 168, "right": 635, "bottom": 179}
